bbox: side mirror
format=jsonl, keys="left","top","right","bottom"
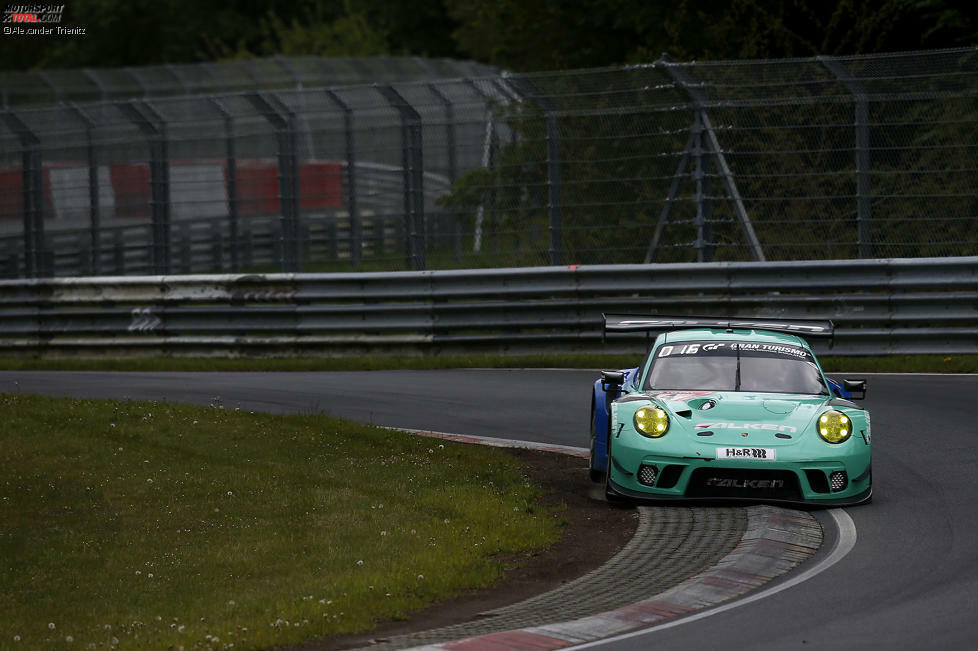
{"left": 843, "top": 379, "right": 867, "bottom": 400}
{"left": 601, "top": 371, "right": 625, "bottom": 391}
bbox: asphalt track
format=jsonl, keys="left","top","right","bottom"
{"left": 3, "top": 370, "right": 978, "bottom": 650}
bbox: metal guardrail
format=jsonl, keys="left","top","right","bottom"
{"left": 0, "top": 256, "right": 975, "bottom": 357}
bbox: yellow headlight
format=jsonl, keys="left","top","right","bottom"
{"left": 817, "top": 409, "right": 852, "bottom": 444}
{"left": 634, "top": 406, "right": 669, "bottom": 438}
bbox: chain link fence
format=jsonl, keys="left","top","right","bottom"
{"left": 1, "top": 47, "right": 977, "bottom": 278}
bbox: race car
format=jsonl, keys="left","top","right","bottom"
{"left": 590, "top": 315, "right": 872, "bottom": 506}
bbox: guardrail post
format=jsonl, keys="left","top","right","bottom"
{"left": 210, "top": 98, "right": 240, "bottom": 272}
{"left": 1, "top": 110, "right": 49, "bottom": 278}
{"left": 819, "top": 56, "right": 873, "bottom": 259}
{"left": 118, "top": 100, "right": 171, "bottom": 275}
{"left": 324, "top": 89, "right": 362, "bottom": 266}
{"left": 244, "top": 92, "right": 301, "bottom": 272}
{"left": 66, "top": 102, "right": 101, "bottom": 275}
{"left": 376, "top": 85, "right": 425, "bottom": 271}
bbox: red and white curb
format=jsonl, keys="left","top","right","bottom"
{"left": 394, "top": 429, "right": 843, "bottom": 651}
{"left": 407, "top": 508, "right": 825, "bottom": 650}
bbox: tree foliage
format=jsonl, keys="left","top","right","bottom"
{"left": 2, "top": 0, "right": 976, "bottom": 71}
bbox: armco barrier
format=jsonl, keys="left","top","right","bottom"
{"left": 0, "top": 256, "right": 975, "bottom": 358}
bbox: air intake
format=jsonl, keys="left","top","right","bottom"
{"left": 830, "top": 471, "right": 848, "bottom": 492}
{"left": 638, "top": 464, "right": 658, "bottom": 486}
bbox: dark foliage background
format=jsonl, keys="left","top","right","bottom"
{"left": 2, "top": 0, "right": 976, "bottom": 71}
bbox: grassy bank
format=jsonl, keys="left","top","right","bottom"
{"left": 0, "top": 353, "right": 974, "bottom": 373}
{"left": 0, "top": 394, "right": 562, "bottom": 649}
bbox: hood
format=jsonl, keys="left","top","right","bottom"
{"left": 647, "top": 390, "right": 830, "bottom": 445}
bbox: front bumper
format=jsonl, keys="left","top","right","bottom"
{"left": 607, "top": 449, "right": 872, "bottom": 507}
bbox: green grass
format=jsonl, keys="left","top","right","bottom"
{"left": 0, "top": 394, "right": 562, "bottom": 649}
{"left": 0, "top": 353, "right": 975, "bottom": 373}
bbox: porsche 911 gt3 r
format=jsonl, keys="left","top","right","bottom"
{"left": 590, "top": 315, "right": 872, "bottom": 506}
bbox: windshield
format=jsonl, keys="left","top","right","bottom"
{"left": 644, "top": 340, "right": 828, "bottom": 395}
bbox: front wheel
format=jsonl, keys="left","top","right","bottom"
{"left": 604, "top": 434, "right": 627, "bottom": 504}
{"left": 589, "top": 396, "right": 604, "bottom": 483}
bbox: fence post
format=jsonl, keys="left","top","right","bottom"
{"left": 644, "top": 131, "right": 694, "bottom": 263}
{"left": 692, "top": 110, "right": 715, "bottom": 262}
{"left": 268, "top": 93, "right": 303, "bottom": 272}
{"left": 66, "top": 102, "right": 101, "bottom": 275}
{"left": 504, "top": 75, "right": 564, "bottom": 265}
{"left": 209, "top": 98, "right": 240, "bottom": 272}
{"left": 545, "top": 112, "right": 563, "bottom": 266}
{"left": 427, "top": 83, "right": 457, "bottom": 183}
{"left": 118, "top": 100, "right": 171, "bottom": 275}
{"left": 428, "top": 83, "right": 458, "bottom": 259}
{"left": 376, "top": 85, "right": 425, "bottom": 271}
{"left": 324, "top": 89, "right": 362, "bottom": 266}
{"left": 658, "top": 54, "right": 765, "bottom": 262}
{"left": 1, "top": 110, "right": 47, "bottom": 278}
{"left": 819, "top": 55, "right": 873, "bottom": 259}
{"left": 244, "top": 92, "right": 301, "bottom": 272}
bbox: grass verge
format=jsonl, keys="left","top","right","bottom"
{"left": 0, "top": 354, "right": 974, "bottom": 373}
{"left": 0, "top": 394, "right": 562, "bottom": 649}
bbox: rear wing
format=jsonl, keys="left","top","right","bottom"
{"left": 603, "top": 314, "right": 834, "bottom": 338}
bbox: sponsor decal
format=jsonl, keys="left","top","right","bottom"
{"left": 648, "top": 390, "right": 715, "bottom": 402}
{"left": 705, "top": 477, "right": 785, "bottom": 489}
{"left": 654, "top": 340, "right": 811, "bottom": 361}
{"left": 696, "top": 421, "right": 797, "bottom": 433}
{"left": 716, "top": 447, "right": 777, "bottom": 460}
{"left": 614, "top": 318, "right": 828, "bottom": 334}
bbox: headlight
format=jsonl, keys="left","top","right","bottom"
{"left": 635, "top": 406, "right": 669, "bottom": 438}
{"left": 817, "top": 409, "right": 851, "bottom": 444}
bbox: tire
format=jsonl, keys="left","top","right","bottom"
{"left": 604, "top": 432, "right": 626, "bottom": 504}
{"left": 589, "top": 396, "right": 604, "bottom": 483}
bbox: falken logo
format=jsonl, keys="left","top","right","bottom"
{"left": 706, "top": 478, "right": 785, "bottom": 489}
{"left": 696, "top": 422, "right": 797, "bottom": 433}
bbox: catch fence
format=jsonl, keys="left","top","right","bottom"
{"left": 2, "top": 47, "right": 977, "bottom": 278}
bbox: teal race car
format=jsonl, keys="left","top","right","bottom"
{"left": 591, "top": 315, "right": 872, "bottom": 506}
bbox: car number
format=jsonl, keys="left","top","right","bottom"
{"left": 716, "top": 447, "right": 777, "bottom": 461}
